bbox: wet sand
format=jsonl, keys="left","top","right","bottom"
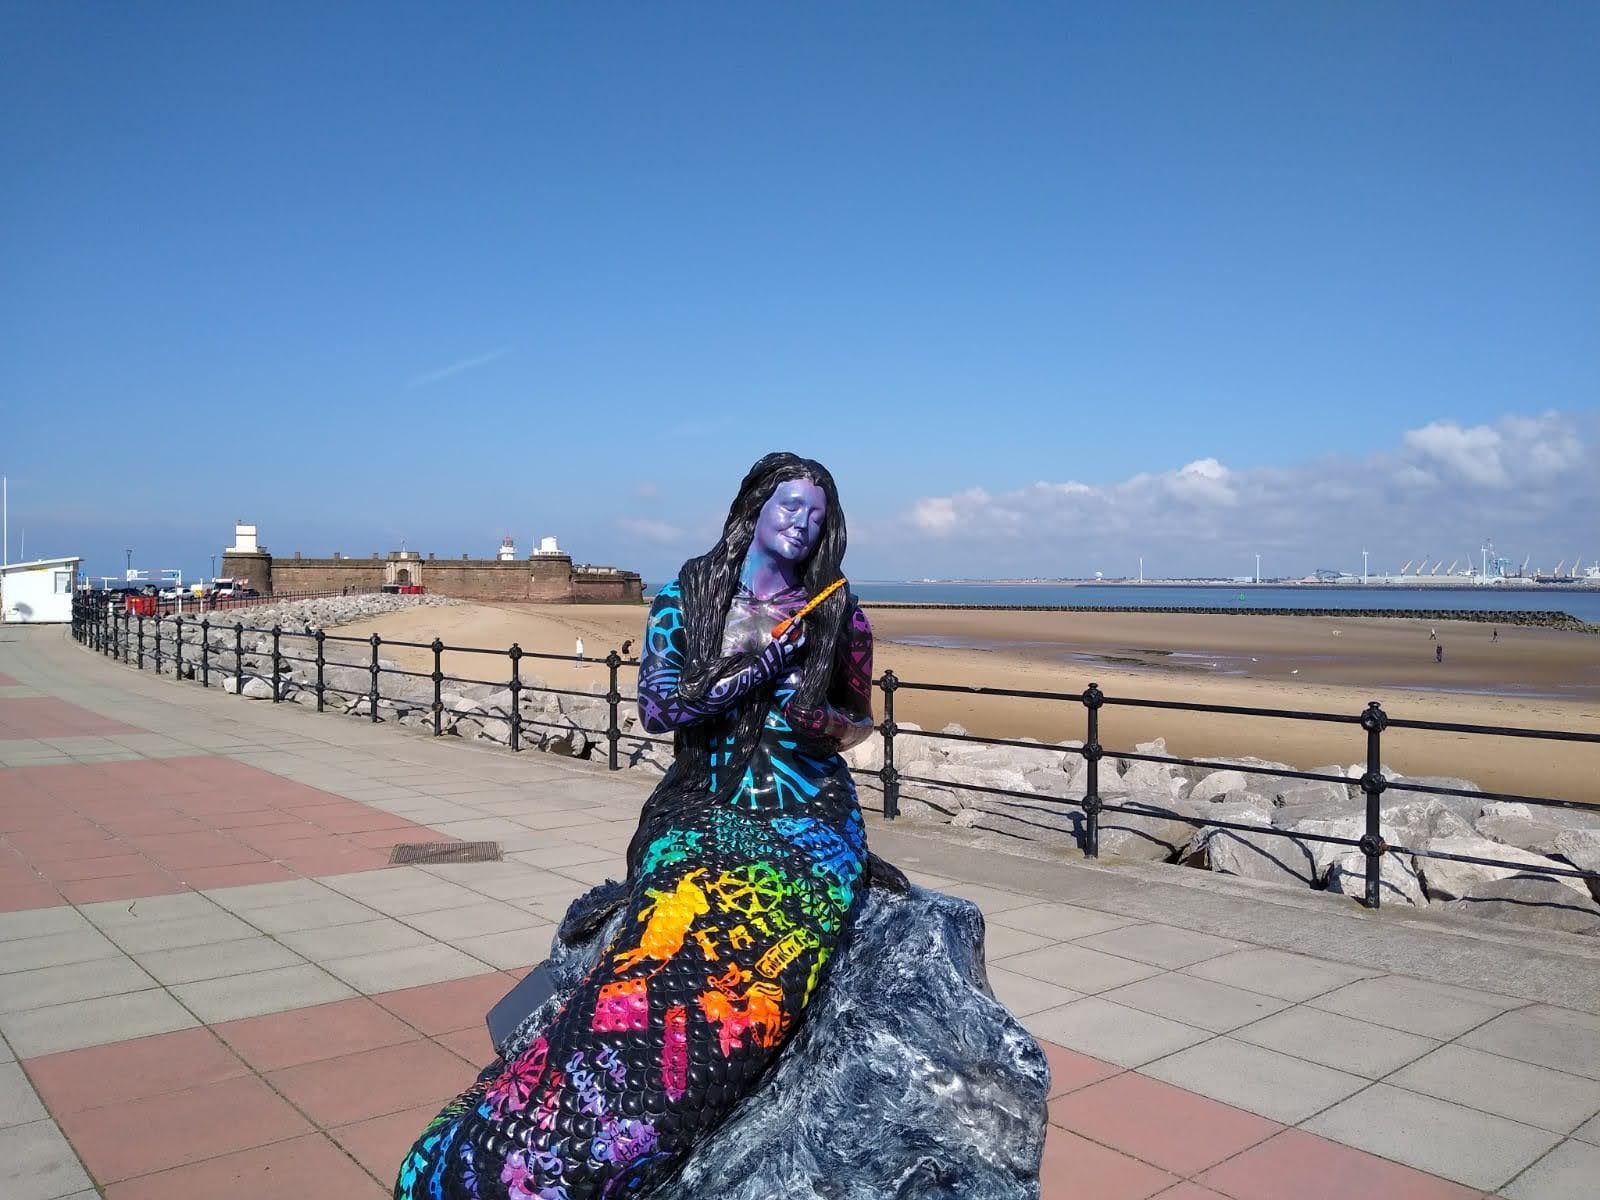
{"left": 338, "top": 602, "right": 1600, "bottom": 805}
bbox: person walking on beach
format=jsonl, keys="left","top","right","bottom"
{"left": 621, "top": 637, "right": 633, "bottom": 657}
{"left": 1491, "top": 628, "right": 1499, "bottom": 643}
{"left": 1436, "top": 643, "right": 1444, "bottom": 664}
{"left": 1428, "top": 626, "right": 1437, "bottom": 641}
{"left": 575, "top": 636, "right": 585, "bottom": 662}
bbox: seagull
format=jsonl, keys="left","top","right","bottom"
{"left": 1290, "top": 668, "right": 1300, "bottom": 674}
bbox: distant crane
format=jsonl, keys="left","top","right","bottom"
{"left": 1555, "top": 559, "right": 1568, "bottom": 577}
{"left": 1439, "top": 560, "right": 1455, "bottom": 576}
{"left": 1518, "top": 554, "right": 1530, "bottom": 578}
{"left": 1399, "top": 559, "right": 1415, "bottom": 575}
{"left": 1571, "top": 554, "right": 1582, "bottom": 577}
{"left": 1416, "top": 557, "right": 1432, "bottom": 575}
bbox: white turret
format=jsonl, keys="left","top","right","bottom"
{"left": 228, "top": 523, "right": 259, "bottom": 554}
{"left": 498, "top": 536, "right": 516, "bottom": 562}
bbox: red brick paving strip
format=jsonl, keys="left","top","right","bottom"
{"left": 0, "top": 755, "right": 452, "bottom": 911}
{"left": 0, "top": 670, "right": 21, "bottom": 686}
{"left": 0, "top": 695, "right": 139, "bottom": 738}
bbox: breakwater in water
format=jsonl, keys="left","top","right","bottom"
{"left": 862, "top": 603, "right": 1597, "bottom": 634}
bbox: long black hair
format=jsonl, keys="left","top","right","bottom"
{"left": 673, "top": 451, "right": 850, "bottom": 800}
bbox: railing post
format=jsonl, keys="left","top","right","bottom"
{"left": 369, "top": 633, "right": 381, "bottom": 723}
{"left": 153, "top": 616, "right": 163, "bottom": 675}
{"left": 137, "top": 615, "right": 145, "bottom": 669}
{"left": 1359, "top": 701, "right": 1389, "bottom": 909}
{"left": 431, "top": 638, "right": 444, "bottom": 736}
{"left": 1081, "top": 683, "right": 1105, "bottom": 857}
{"left": 605, "top": 650, "right": 622, "bottom": 771}
{"left": 200, "top": 620, "right": 210, "bottom": 687}
{"left": 234, "top": 622, "right": 244, "bottom": 685}
{"left": 174, "top": 615, "right": 184, "bottom": 681}
{"left": 315, "top": 629, "right": 326, "bottom": 712}
{"left": 878, "top": 670, "right": 900, "bottom": 819}
{"left": 508, "top": 644, "right": 523, "bottom": 751}
{"left": 123, "top": 608, "right": 131, "bottom": 663}
{"left": 271, "top": 625, "right": 282, "bottom": 703}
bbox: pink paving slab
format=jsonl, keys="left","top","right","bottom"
{"left": 0, "top": 696, "right": 139, "bottom": 738}
{"left": 0, "top": 755, "right": 454, "bottom": 910}
{"left": 0, "top": 670, "right": 20, "bottom": 686}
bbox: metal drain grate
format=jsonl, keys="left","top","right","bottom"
{"left": 390, "top": 841, "right": 503, "bottom": 865}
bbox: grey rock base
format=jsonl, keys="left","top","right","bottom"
{"left": 504, "top": 882, "right": 1050, "bottom": 1200}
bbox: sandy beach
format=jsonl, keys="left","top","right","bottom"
{"left": 336, "top": 601, "right": 1600, "bottom": 805}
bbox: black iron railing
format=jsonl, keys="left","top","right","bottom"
{"left": 69, "top": 591, "right": 1599, "bottom": 910}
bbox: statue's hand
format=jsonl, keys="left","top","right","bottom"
{"left": 762, "top": 620, "right": 807, "bottom": 674}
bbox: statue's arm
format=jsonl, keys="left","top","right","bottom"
{"left": 787, "top": 603, "right": 876, "bottom": 752}
{"left": 636, "top": 578, "right": 801, "bottom": 734}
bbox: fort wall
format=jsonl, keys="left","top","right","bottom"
{"left": 263, "top": 551, "right": 643, "bottom": 604}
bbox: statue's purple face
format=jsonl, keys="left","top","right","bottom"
{"left": 754, "top": 478, "right": 827, "bottom": 566}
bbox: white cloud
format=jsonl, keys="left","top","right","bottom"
{"left": 1403, "top": 420, "right": 1508, "bottom": 487}
{"left": 617, "top": 517, "right": 686, "bottom": 545}
{"left": 891, "top": 410, "right": 1597, "bottom": 576}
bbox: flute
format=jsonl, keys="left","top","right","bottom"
{"left": 771, "top": 577, "right": 847, "bottom": 639}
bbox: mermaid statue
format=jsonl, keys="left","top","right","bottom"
{"left": 396, "top": 452, "right": 901, "bottom": 1199}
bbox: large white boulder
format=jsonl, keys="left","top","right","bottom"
{"left": 1414, "top": 836, "right": 1590, "bottom": 900}
{"left": 1326, "top": 850, "right": 1427, "bottom": 907}
{"left": 1190, "top": 770, "right": 1252, "bottom": 804}
{"left": 1554, "top": 829, "right": 1600, "bottom": 902}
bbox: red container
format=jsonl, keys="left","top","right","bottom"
{"left": 125, "top": 595, "right": 157, "bottom": 616}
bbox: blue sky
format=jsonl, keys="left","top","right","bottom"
{"left": 3, "top": 3, "right": 1596, "bottom": 584}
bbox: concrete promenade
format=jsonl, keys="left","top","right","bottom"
{"left": 1, "top": 624, "right": 1597, "bottom": 1199}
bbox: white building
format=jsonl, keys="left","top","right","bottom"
{"left": 1, "top": 556, "right": 82, "bottom": 623}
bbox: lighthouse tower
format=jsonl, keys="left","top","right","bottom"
{"left": 497, "top": 536, "right": 516, "bottom": 562}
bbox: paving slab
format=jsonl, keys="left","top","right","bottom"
{"left": 241, "top": 895, "right": 384, "bottom": 934}
{"left": 1304, "top": 1081, "right": 1561, "bottom": 1191}
{"left": 1141, "top": 1035, "right": 1368, "bottom": 1123}
{"left": 986, "top": 900, "right": 1137, "bottom": 939}
{"left": 1195, "top": 1126, "right": 1484, "bottom": 1200}
{"left": 1048, "top": 1069, "right": 1281, "bottom": 1176}
{"left": 1074, "top": 922, "right": 1244, "bottom": 969}
{"left": 0, "top": 1118, "right": 95, "bottom": 1200}
{"left": 0, "top": 988, "right": 198, "bottom": 1058}
{"left": 0, "top": 908, "right": 90, "bottom": 943}
{"left": 277, "top": 918, "right": 435, "bottom": 960}
{"left": 1573, "top": 1112, "right": 1600, "bottom": 1146}
{"left": 0, "top": 928, "right": 124, "bottom": 974}
{"left": 985, "top": 966, "right": 1084, "bottom": 1017}
{"left": 135, "top": 936, "right": 306, "bottom": 986}
{"left": 0, "top": 1060, "right": 49, "bottom": 1127}
{"left": 1502, "top": 1138, "right": 1600, "bottom": 1200}
{"left": 77, "top": 892, "right": 221, "bottom": 928}
{"left": 984, "top": 923, "right": 1055, "bottom": 961}
{"left": 0, "top": 958, "right": 156, "bottom": 1014}
{"left": 1028, "top": 997, "right": 1212, "bottom": 1068}
{"left": 1229, "top": 1004, "right": 1438, "bottom": 1078}
{"left": 1002, "top": 942, "right": 1163, "bottom": 994}
{"left": 1308, "top": 973, "right": 1527, "bottom": 1039}
{"left": 453, "top": 926, "right": 555, "bottom": 971}
{"left": 171, "top": 963, "right": 356, "bottom": 1022}
{"left": 94, "top": 911, "right": 258, "bottom": 953}
{"left": 1181, "top": 946, "right": 1379, "bottom": 1001}
{"left": 403, "top": 899, "right": 540, "bottom": 941}
{"left": 322, "top": 942, "right": 490, "bottom": 993}
{"left": 1388, "top": 1043, "right": 1600, "bottom": 1133}
{"left": 1100, "top": 973, "right": 1290, "bottom": 1034}
{"left": 1459, "top": 1005, "right": 1600, "bottom": 1081}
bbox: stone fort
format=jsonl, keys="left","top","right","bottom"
{"left": 219, "top": 524, "right": 643, "bottom": 604}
